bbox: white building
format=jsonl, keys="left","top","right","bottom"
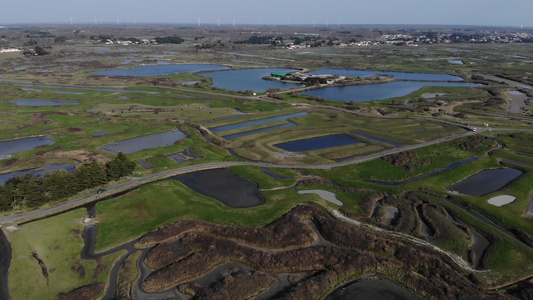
{"left": 0, "top": 48, "right": 20, "bottom": 53}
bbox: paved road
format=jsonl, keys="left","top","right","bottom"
{"left": 0, "top": 127, "right": 494, "bottom": 225}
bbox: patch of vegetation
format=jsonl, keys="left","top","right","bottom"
{"left": 8, "top": 209, "right": 123, "bottom": 300}
{"left": 0, "top": 152, "right": 135, "bottom": 211}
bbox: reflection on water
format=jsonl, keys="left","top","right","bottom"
{"left": 308, "top": 68, "right": 464, "bottom": 81}
{"left": 446, "top": 168, "right": 523, "bottom": 196}
{"left": 325, "top": 277, "right": 425, "bottom": 300}
{"left": 209, "top": 112, "right": 307, "bottom": 132}
{"left": 0, "top": 136, "right": 55, "bottom": 155}
{"left": 301, "top": 81, "right": 478, "bottom": 102}
{"left": 203, "top": 68, "right": 302, "bottom": 92}
{"left": 223, "top": 123, "right": 295, "bottom": 140}
{"left": 99, "top": 129, "right": 187, "bottom": 154}
{"left": 171, "top": 168, "right": 265, "bottom": 208}
{"left": 274, "top": 134, "right": 361, "bottom": 152}
{"left": 0, "top": 164, "right": 75, "bottom": 185}
{"left": 8, "top": 99, "right": 79, "bottom": 106}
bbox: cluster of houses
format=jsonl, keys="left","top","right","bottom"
{"left": 103, "top": 38, "right": 157, "bottom": 45}
{"left": 270, "top": 71, "right": 344, "bottom": 85}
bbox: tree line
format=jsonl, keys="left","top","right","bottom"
{"left": 0, "top": 152, "right": 136, "bottom": 212}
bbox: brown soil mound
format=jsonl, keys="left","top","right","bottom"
{"left": 57, "top": 283, "right": 105, "bottom": 300}
{"left": 43, "top": 150, "right": 110, "bottom": 164}
{"left": 178, "top": 270, "right": 275, "bottom": 300}
{"left": 139, "top": 205, "right": 509, "bottom": 300}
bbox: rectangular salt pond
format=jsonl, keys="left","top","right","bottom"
{"left": 99, "top": 129, "right": 187, "bottom": 154}
{"left": 209, "top": 112, "right": 308, "bottom": 132}
{"left": 222, "top": 123, "right": 295, "bottom": 140}
{"left": 446, "top": 168, "right": 523, "bottom": 196}
{"left": 275, "top": 134, "right": 361, "bottom": 152}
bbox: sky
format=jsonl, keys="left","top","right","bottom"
{"left": 1, "top": 0, "right": 531, "bottom": 27}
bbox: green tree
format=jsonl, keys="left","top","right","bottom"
{"left": 106, "top": 152, "right": 136, "bottom": 181}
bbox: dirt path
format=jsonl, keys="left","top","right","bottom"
{"left": 506, "top": 91, "right": 528, "bottom": 113}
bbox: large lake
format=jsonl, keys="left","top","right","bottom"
{"left": 275, "top": 134, "right": 361, "bottom": 152}
{"left": 308, "top": 68, "right": 464, "bottom": 81}
{"left": 202, "top": 68, "right": 303, "bottom": 92}
{"left": 0, "top": 136, "right": 55, "bottom": 155}
{"left": 300, "top": 81, "right": 478, "bottom": 102}
{"left": 99, "top": 129, "right": 187, "bottom": 154}
{"left": 91, "top": 64, "right": 228, "bottom": 76}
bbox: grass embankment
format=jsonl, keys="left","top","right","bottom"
{"left": 218, "top": 108, "right": 465, "bottom": 164}
{"left": 416, "top": 193, "right": 533, "bottom": 283}
{"left": 94, "top": 172, "right": 370, "bottom": 252}
{"left": 8, "top": 209, "right": 124, "bottom": 300}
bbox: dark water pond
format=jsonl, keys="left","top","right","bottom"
{"left": 202, "top": 68, "right": 303, "bottom": 92}
{"left": 8, "top": 99, "right": 80, "bottom": 106}
{"left": 275, "top": 134, "right": 361, "bottom": 152}
{"left": 171, "top": 168, "right": 265, "bottom": 208}
{"left": 0, "top": 231, "right": 11, "bottom": 300}
{"left": 470, "top": 229, "right": 490, "bottom": 269}
{"left": 209, "top": 112, "right": 308, "bottom": 132}
{"left": 301, "top": 81, "right": 478, "bottom": 102}
{"left": 0, "top": 164, "right": 75, "bottom": 185}
{"left": 447, "top": 168, "right": 523, "bottom": 196}
{"left": 99, "top": 129, "right": 187, "bottom": 154}
{"left": 92, "top": 131, "right": 110, "bottom": 136}
{"left": 223, "top": 123, "right": 295, "bottom": 140}
{"left": 308, "top": 68, "right": 464, "bottom": 81}
{"left": 91, "top": 64, "right": 228, "bottom": 76}
{"left": 325, "top": 277, "right": 425, "bottom": 300}
{"left": 0, "top": 136, "right": 55, "bottom": 155}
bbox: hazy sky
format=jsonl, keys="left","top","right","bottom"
{"left": 2, "top": 0, "right": 531, "bottom": 27}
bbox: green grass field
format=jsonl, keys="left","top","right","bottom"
{"left": 8, "top": 209, "right": 124, "bottom": 300}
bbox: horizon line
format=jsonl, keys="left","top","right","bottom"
{"left": 0, "top": 22, "right": 530, "bottom": 29}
